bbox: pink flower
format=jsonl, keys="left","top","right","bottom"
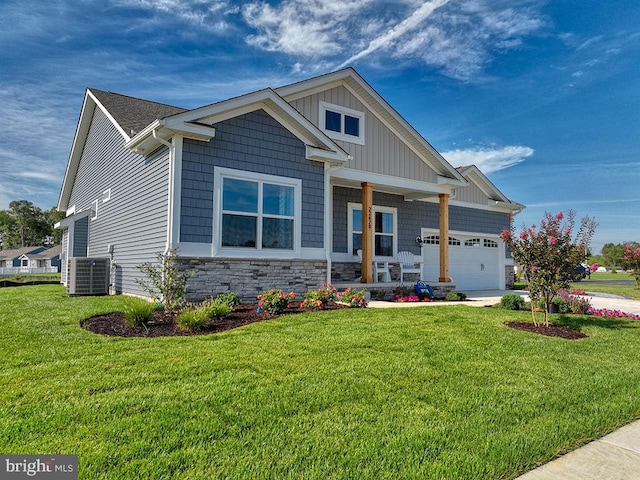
{"left": 500, "top": 229, "right": 511, "bottom": 240}
{"left": 556, "top": 211, "right": 564, "bottom": 220}
{"left": 519, "top": 231, "right": 529, "bottom": 240}
{"left": 549, "top": 236, "right": 557, "bottom": 245}
{"left": 531, "top": 265, "right": 537, "bottom": 272}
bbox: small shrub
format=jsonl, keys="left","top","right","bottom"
{"left": 393, "top": 285, "right": 413, "bottom": 297}
{"left": 301, "top": 283, "right": 337, "bottom": 310}
{"left": 611, "top": 268, "right": 617, "bottom": 274}
{"left": 123, "top": 298, "right": 156, "bottom": 327}
{"left": 177, "top": 298, "right": 232, "bottom": 331}
{"left": 445, "top": 291, "right": 467, "bottom": 301}
{"left": 497, "top": 293, "right": 526, "bottom": 310}
{"left": 215, "top": 292, "right": 241, "bottom": 308}
{"left": 201, "top": 298, "right": 232, "bottom": 319}
{"left": 177, "top": 308, "right": 209, "bottom": 331}
{"left": 557, "top": 289, "right": 592, "bottom": 314}
{"left": 370, "top": 289, "right": 387, "bottom": 301}
{"left": 135, "top": 249, "right": 194, "bottom": 313}
{"left": 257, "top": 289, "right": 295, "bottom": 314}
{"left": 338, "top": 288, "right": 368, "bottom": 308}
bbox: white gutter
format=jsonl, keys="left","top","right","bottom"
{"left": 153, "top": 128, "right": 175, "bottom": 254}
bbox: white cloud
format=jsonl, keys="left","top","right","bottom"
{"left": 240, "top": 0, "right": 545, "bottom": 80}
{"left": 242, "top": 0, "right": 374, "bottom": 56}
{"left": 441, "top": 145, "right": 534, "bottom": 174}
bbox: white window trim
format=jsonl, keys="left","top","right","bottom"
{"left": 213, "top": 167, "right": 302, "bottom": 258}
{"left": 102, "top": 188, "right": 111, "bottom": 203}
{"left": 90, "top": 199, "right": 98, "bottom": 220}
{"left": 319, "top": 101, "right": 365, "bottom": 145}
{"left": 347, "top": 202, "right": 397, "bottom": 259}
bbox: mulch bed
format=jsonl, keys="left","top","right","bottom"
{"left": 82, "top": 302, "right": 588, "bottom": 340}
{"left": 504, "top": 321, "right": 588, "bottom": 340}
{"left": 81, "top": 302, "right": 346, "bottom": 338}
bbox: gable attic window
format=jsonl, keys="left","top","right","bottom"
{"left": 320, "top": 101, "right": 365, "bottom": 145}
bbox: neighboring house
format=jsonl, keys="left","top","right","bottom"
{"left": 56, "top": 68, "right": 523, "bottom": 300}
{"left": 0, "top": 246, "right": 47, "bottom": 268}
{"left": 21, "top": 245, "right": 62, "bottom": 272}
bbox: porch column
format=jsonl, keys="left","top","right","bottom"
{"left": 439, "top": 193, "right": 451, "bottom": 282}
{"left": 361, "top": 182, "right": 374, "bottom": 283}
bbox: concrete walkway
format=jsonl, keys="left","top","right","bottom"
{"left": 369, "top": 289, "right": 640, "bottom": 479}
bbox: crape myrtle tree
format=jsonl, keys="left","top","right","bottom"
{"left": 500, "top": 211, "right": 597, "bottom": 327}
{"left": 623, "top": 243, "right": 640, "bottom": 288}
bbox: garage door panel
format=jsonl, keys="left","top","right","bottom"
{"left": 421, "top": 232, "right": 500, "bottom": 290}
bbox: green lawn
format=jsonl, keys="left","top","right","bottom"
{"left": 2, "top": 285, "right": 640, "bottom": 479}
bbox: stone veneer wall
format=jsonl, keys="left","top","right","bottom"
{"left": 180, "top": 257, "right": 327, "bottom": 303}
{"left": 505, "top": 265, "right": 515, "bottom": 289}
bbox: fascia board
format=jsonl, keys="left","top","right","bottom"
{"left": 332, "top": 167, "right": 451, "bottom": 195}
{"left": 163, "top": 89, "right": 347, "bottom": 161}
{"left": 58, "top": 91, "right": 97, "bottom": 211}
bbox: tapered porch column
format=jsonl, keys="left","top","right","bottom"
{"left": 361, "top": 182, "right": 374, "bottom": 283}
{"left": 439, "top": 193, "right": 451, "bottom": 282}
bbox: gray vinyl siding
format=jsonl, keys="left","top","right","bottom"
{"left": 67, "top": 106, "right": 168, "bottom": 295}
{"left": 289, "top": 86, "right": 438, "bottom": 184}
{"left": 332, "top": 186, "right": 510, "bottom": 255}
{"left": 180, "top": 109, "right": 325, "bottom": 248}
{"left": 455, "top": 180, "right": 491, "bottom": 204}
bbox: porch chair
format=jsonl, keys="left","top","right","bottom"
{"left": 396, "top": 251, "right": 424, "bottom": 283}
{"left": 357, "top": 250, "right": 391, "bottom": 283}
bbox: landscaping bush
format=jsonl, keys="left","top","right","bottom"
{"left": 215, "top": 292, "right": 241, "bottom": 308}
{"left": 557, "top": 289, "right": 592, "bottom": 314}
{"left": 123, "top": 298, "right": 156, "bottom": 327}
{"left": 337, "top": 288, "right": 368, "bottom": 308}
{"left": 301, "top": 283, "right": 337, "bottom": 310}
{"left": 497, "top": 293, "right": 526, "bottom": 310}
{"left": 257, "top": 289, "right": 295, "bottom": 314}
{"left": 177, "top": 308, "right": 210, "bottom": 331}
{"left": 136, "top": 249, "right": 194, "bottom": 313}
{"left": 177, "top": 298, "right": 232, "bottom": 331}
{"left": 445, "top": 291, "right": 467, "bottom": 301}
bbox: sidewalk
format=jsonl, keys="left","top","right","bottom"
{"left": 369, "top": 289, "right": 640, "bottom": 479}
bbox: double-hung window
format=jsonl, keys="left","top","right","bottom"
{"left": 215, "top": 167, "right": 301, "bottom": 255}
{"left": 320, "top": 101, "right": 365, "bottom": 145}
{"left": 348, "top": 203, "right": 397, "bottom": 257}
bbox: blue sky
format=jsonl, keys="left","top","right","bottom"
{"left": 1, "top": 0, "right": 638, "bottom": 253}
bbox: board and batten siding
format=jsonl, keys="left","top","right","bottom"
{"left": 332, "top": 186, "right": 511, "bottom": 256}
{"left": 180, "top": 109, "right": 326, "bottom": 249}
{"left": 454, "top": 179, "right": 493, "bottom": 205}
{"left": 289, "top": 86, "right": 438, "bottom": 184}
{"left": 66, "top": 106, "right": 169, "bottom": 295}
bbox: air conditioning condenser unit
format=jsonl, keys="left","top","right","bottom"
{"left": 67, "top": 257, "right": 110, "bottom": 296}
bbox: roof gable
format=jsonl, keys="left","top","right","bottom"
{"left": 0, "top": 246, "right": 46, "bottom": 259}
{"left": 275, "top": 68, "right": 466, "bottom": 186}
{"left": 126, "top": 88, "right": 349, "bottom": 164}
{"left": 455, "top": 165, "right": 523, "bottom": 212}
{"left": 89, "top": 89, "right": 186, "bottom": 138}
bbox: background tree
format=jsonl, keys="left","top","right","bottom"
{"left": 601, "top": 243, "right": 626, "bottom": 268}
{"left": 501, "top": 210, "right": 597, "bottom": 327}
{"left": 0, "top": 200, "right": 62, "bottom": 249}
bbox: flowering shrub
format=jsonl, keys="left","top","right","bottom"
{"left": 500, "top": 210, "right": 597, "bottom": 326}
{"left": 623, "top": 243, "right": 640, "bottom": 288}
{"left": 588, "top": 307, "right": 640, "bottom": 321}
{"left": 338, "top": 288, "right": 368, "bottom": 308}
{"left": 257, "top": 289, "right": 296, "bottom": 314}
{"left": 394, "top": 294, "right": 432, "bottom": 302}
{"left": 557, "top": 289, "right": 592, "bottom": 314}
{"left": 302, "top": 283, "right": 337, "bottom": 310}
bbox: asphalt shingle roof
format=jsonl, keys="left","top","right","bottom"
{"left": 89, "top": 88, "right": 187, "bottom": 137}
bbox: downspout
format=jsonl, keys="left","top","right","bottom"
{"left": 324, "top": 162, "right": 345, "bottom": 284}
{"left": 152, "top": 128, "right": 175, "bottom": 255}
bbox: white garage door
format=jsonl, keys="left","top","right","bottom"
{"left": 421, "top": 231, "right": 501, "bottom": 290}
